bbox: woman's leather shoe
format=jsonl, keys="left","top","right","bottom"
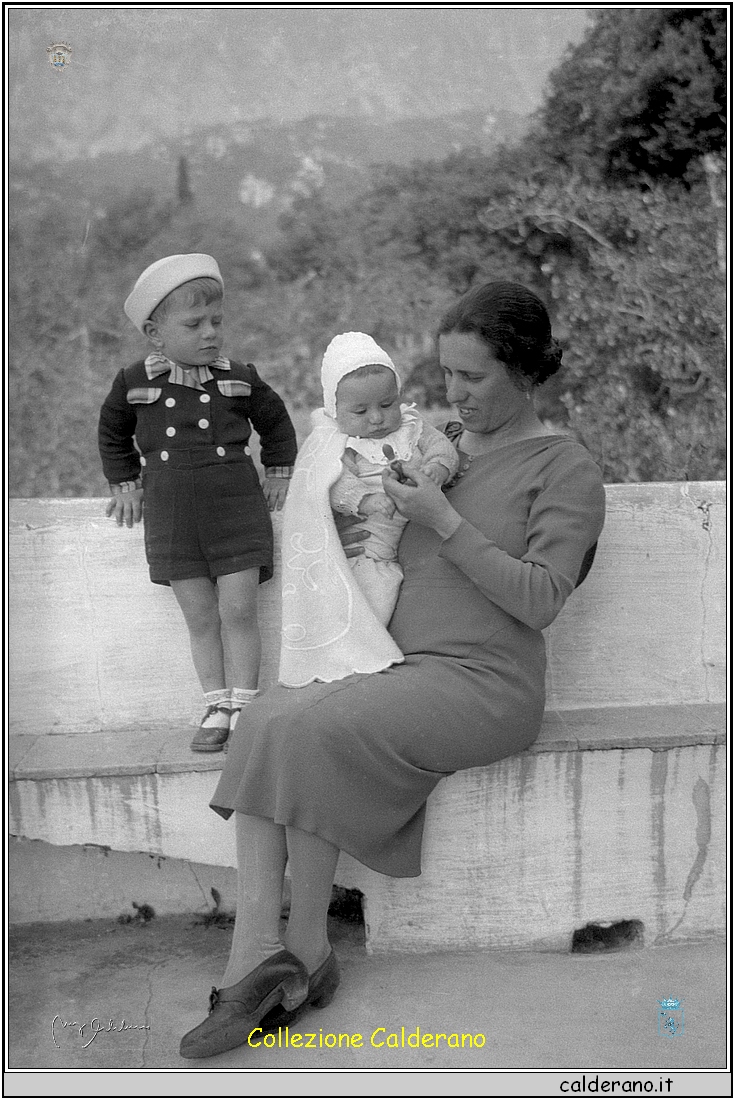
{"left": 259, "top": 949, "right": 340, "bottom": 1032}
{"left": 179, "top": 949, "right": 309, "bottom": 1059}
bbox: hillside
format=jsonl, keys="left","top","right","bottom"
{"left": 10, "top": 109, "right": 528, "bottom": 246}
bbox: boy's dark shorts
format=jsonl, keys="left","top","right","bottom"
{"left": 141, "top": 450, "right": 274, "bottom": 586}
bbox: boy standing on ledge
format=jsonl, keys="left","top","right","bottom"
{"left": 98, "top": 254, "right": 297, "bottom": 752}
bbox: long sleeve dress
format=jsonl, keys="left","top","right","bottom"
{"left": 211, "top": 433, "right": 606, "bottom": 877}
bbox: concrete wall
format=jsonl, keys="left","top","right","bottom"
{"left": 8, "top": 482, "right": 725, "bottom": 737}
{"left": 8, "top": 835, "right": 239, "bottom": 925}
{"left": 8, "top": 484, "right": 726, "bottom": 946}
{"left": 9, "top": 719, "right": 725, "bottom": 945}
{"left": 358, "top": 742, "right": 725, "bottom": 951}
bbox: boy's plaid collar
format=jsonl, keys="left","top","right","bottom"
{"left": 144, "top": 352, "right": 231, "bottom": 390}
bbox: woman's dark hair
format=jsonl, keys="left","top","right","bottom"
{"left": 437, "top": 281, "right": 563, "bottom": 387}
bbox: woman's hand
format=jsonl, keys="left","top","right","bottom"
{"left": 333, "top": 511, "right": 370, "bottom": 558}
{"left": 382, "top": 464, "right": 462, "bottom": 540}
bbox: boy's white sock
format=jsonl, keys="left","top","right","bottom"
{"left": 201, "top": 688, "right": 231, "bottom": 729}
{"left": 229, "top": 688, "right": 259, "bottom": 732}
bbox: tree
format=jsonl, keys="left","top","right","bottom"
{"left": 177, "top": 154, "right": 194, "bottom": 205}
{"left": 537, "top": 8, "right": 727, "bottom": 183}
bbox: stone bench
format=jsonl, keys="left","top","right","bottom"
{"left": 8, "top": 484, "right": 725, "bottom": 949}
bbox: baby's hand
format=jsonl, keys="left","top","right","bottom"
{"left": 423, "top": 463, "right": 450, "bottom": 487}
{"left": 359, "top": 493, "right": 396, "bottom": 518}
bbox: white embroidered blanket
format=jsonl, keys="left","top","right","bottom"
{"left": 279, "top": 409, "right": 405, "bottom": 687}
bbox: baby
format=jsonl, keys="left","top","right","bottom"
{"left": 326, "top": 333, "right": 459, "bottom": 624}
{"left": 279, "top": 332, "right": 458, "bottom": 687}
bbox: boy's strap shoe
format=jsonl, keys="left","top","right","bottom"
{"left": 190, "top": 704, "right": 231, "bottom": 752}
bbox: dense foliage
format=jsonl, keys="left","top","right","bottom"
{"left": 537, "top": 7, "right": 727, "bottom": 183}
{"left": 9, "top": 9, "right": 726, "bottom": 495}
{"left": 476, "top": 160, "right": 726, "bottom": 481}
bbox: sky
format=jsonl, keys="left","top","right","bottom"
{"left": 8, "top": 6, "right": 592, "bottom": 159}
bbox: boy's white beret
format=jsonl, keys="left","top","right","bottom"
{"left": 124, "top": 254, "right": 224, "bottom": 333}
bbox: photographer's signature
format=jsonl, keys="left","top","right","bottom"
{"left": 52, "top": 1015, "right": 150, "bottom": 1049}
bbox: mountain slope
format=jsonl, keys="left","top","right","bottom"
{"left": 10, "top": 110, "right": 527, "bottom": 246}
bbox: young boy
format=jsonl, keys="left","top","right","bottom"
{"left": 99, "top": 254, "right": 297, "bottom": 751}
{"left": 279, "top": 331, "right": 458, "bottom": 687}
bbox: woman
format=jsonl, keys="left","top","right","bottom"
{"left": 180, "top": 281, "right": 606, "bottom": 1059}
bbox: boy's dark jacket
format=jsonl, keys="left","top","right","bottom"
{"left": 99, "top": 358, "right": 297, "bottom": 484}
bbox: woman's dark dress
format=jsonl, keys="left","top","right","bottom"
{"left": 211, "top": 435, "right": 605, "bottom": 877}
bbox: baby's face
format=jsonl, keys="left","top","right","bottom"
{"left": 334, "top": 369, "right": 402, "bottom": 438}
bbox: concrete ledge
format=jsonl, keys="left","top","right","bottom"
{"left": 538, "top": 702, "right": 726, "bottom": 752}
{"left": 8, "top": 703, "right": 726, "bottom": 782}
{"left": 9, "top": 703, "right": 726, "bottom": 947}
{"left": 9, "top": 737, "right": 726, "bottom": 948}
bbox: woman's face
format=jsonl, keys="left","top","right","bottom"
{"left": 438, "top": 332, "right": 526, "bottom": 435}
